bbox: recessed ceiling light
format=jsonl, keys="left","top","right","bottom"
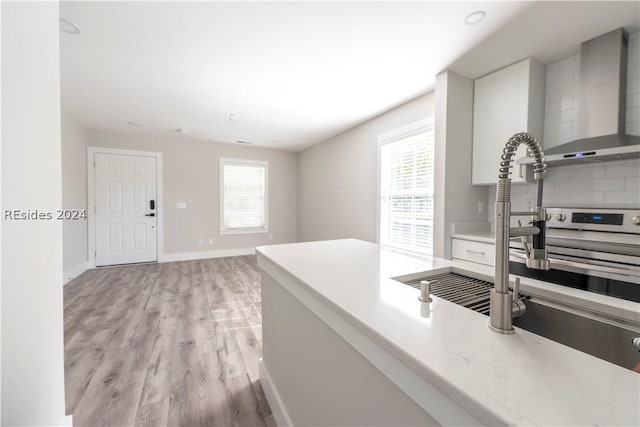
{"left": 175, "top": 128, "right": 189, "bottom": 134}
{"left": 464, "top": 11, "right": 486, "bottom": 26}
{"left": 126, "top": 121, "right": 142, "bottom": 127}
{"left": 59, "top": 17, "right": 82, "bottom": 34}
{"left": 236, "top": 140, "right": 254, "bottom": 145}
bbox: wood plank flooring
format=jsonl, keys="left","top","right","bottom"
{"left": 63, "top": 255, "right": 275, "bottom": 427}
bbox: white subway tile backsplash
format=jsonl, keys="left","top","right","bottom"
{"left": 592, "top": 178, "right": 625, "bottom": 191}
{"left": 605, "top": 160, "right": 640, "bottom": 178}
{"left": 487, "top": 159, "right": 640, "bottom": 219}
{"left": 559, "top": 108, "right": 578, "bottom": 123}
{"left": 567, "top": 191, "right": 605, "bottom": 205}
{"left": 560, "top": 97, "right": 573, "bottom": 111}
{"left": 545, "top": 98, "right": 561, "bottom": 114}
{"left": 557, "top": 133, "right": 574, "bottom": 145}
{"left": 628, "top": 121, "right": 640, "bottom": 136}
{"left": 625, "top": 176, "right": 640, "bottom": 191}
{"left": 604, "top": 191, "right": 640, "bottom": 206}
{"left": 626, "top": 106, "right": 640, "bottom": 123}
{"left": 570, "top": 162, "right": 607, "bottom": 179}
{"left": 545, "top": 112, "right": 561, "bottom": 125}
{"left": 558, "top": 86, "right": 577, "bottom": 100}
{"left": 557, "top": 121, "right": 573, "bottom": 135}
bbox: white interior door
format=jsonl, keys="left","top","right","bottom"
{"left": 94, "top": 153, "right": 157, "bottom": 266}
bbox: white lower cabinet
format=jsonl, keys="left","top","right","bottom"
{"left": 451, "top": 238, "right": 495, "bottom": 266}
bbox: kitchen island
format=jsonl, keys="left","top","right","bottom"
{"left": 256, "top": 239, "right": 640, "bottom": 427}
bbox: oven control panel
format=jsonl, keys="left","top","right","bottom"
{"left": 546, "top": 208, "right": 640, "bottom": 234}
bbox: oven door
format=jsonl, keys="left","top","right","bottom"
{"left": 509, "top": 244, "right": 640, "bottom": 303}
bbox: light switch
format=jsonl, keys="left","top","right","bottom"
{"left": 176, "top": 202, "right": 187, "bottom": 209}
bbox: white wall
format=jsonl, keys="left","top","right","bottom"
{"left": 1, "top": 2, "right": 68, "bottom": 425}
{"left": 87, "top": 130, "right": 298, "bottom": 257}
{"left": 298, "top": 93, "right": 435, "bottom": 243}
{"left": 61, "top": 114, "right": 88, "bottom": 279}
{"left": 434, "top": 71, "right": 488, "bottom": 258}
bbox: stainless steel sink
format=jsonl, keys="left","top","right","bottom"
{"left": 399, "top": 272, "right": 640, "bottom": 371}
{"left": 513, "top": 299, "right": 639, "bottom": 371}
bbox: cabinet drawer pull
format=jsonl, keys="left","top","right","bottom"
{"left": 466, "top": 249, "right": 485, "bottom": 255}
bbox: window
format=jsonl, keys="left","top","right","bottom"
{"left": 219, "top": 158, "right": 268, "bottom": 235}
{"left": 379, "top": 118, "right": 435, "bottom": 255}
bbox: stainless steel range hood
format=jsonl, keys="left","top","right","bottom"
{"left": 519, "top": 28, "right": 640, "bottom": 167}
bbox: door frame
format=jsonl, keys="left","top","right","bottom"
{"left": 87, "top": 146, "right": 164, "bottom": 267}
{"left": 376, "top": 117, "right": 434, "bottom": 245}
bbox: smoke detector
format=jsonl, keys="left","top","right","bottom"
{"left": 464, "top": 11, "right": 486, "bottom": 26}
{"left": 60, "top": 17, "right": 82, "bottom": 34}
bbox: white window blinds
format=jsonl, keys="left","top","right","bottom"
{"left": 220, "top": 158, "right": 268, "bottom": 234}
{"left": 380, "top": 122, "right": 434, "bottom": 255}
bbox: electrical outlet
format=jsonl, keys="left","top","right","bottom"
{"left": 209, "top": 238, "right": 213, "bottom": 245}
{"left": 269, "top": 234, "right": 274, "bottom": 241}
{"left": 527, "top": 200, "right": 534, "bottom": 210}
{"left": 198, "top": 238, "right": 203, "bottom": 245}
{"left": 176, "top": 202, "right": 187, "bottom": 209}
{"left": 478, "top": 201, "right": 484, "bottom": 213}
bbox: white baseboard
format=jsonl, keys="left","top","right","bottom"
{"left": 70, "top": 249, "right": 256, "bottom": 277}
{"left": 59, "top": 414, "right": 73, "bottom": 426}
{"left": 63, "top": 261, "right": 92, "bottom": 285}
{"left": 259, "top": 358, "right": 293, "bottom": 427}
{"left": 160, "top": 247, "right": 255, "bottom": 263}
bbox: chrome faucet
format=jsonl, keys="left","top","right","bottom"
{"left": 490, "top": 132, "right": 550, "bottom": 334}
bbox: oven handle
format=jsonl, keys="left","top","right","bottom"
{"left": 510, "top": 252, "right": 640, "bottom": 277}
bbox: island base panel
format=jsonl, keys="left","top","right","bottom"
{"left": 260, "top": 272, "right": 441, "bottom": 427}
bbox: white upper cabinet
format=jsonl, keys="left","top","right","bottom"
{"left": 472, "top": 58, "right": 545, "bottom": 185}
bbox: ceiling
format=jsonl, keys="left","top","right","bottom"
{"left": 60, "top": 1, "right": 639, "bottom": 152}
{"left": 448, "top": 1, "right": 640, "bottom": 79}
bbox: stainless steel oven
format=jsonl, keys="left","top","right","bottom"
{"left": 509, "top": 208, "right": 640, "bottom": 303}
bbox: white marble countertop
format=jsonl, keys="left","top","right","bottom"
{"left": 256, "top": 238, "right": 640, "bottom": 427}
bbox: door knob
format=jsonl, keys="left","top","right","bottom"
{"left": 145, "top": 213, "right": 155, "bottom": 217}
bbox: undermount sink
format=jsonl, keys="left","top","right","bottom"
{"left": 398, "top": 271, "right": 640, "bottom": 371}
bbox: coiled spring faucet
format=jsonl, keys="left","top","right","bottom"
{"left": 490, "top": 132, "right": 550, "bottom": 334}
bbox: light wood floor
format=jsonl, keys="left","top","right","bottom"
{"left": 63, "top": 255, "right": 275, "bottom": 427}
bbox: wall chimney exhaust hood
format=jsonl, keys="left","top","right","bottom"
{"left": 519, "top": 28, "right": 640, "bottom": 167}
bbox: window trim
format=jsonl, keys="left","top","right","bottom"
{"left": 219, "top": 157, "right": 269, "bottom": 235}
{"left": 376, "top": 117, "right": 435, "bottom": 253}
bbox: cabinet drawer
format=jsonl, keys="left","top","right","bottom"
{"left": 452, "top": 239, "right": 495, "bottom": 266}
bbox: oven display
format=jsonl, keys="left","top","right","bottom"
{"left": 572, "top": 212, "right": 624, "bottom": 225}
